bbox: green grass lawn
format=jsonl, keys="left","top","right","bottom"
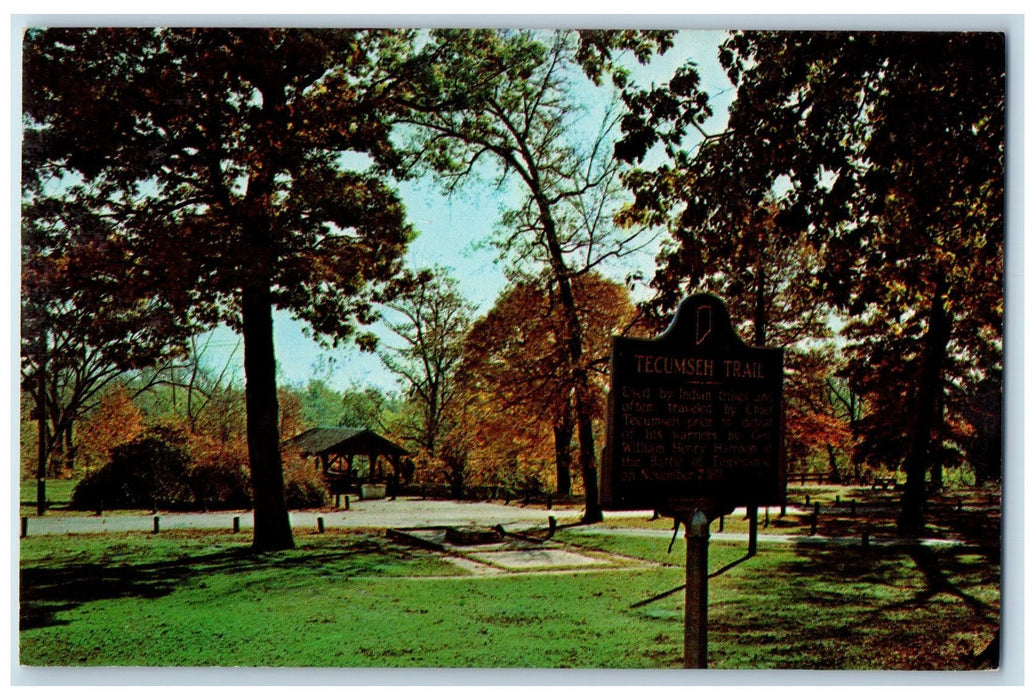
{"left": 19, "top": 526, "right": 999, "bottom": 670}
{"left": 19, "top": 479, "right": 78, "bottom": 515}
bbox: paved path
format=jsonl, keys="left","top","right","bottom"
{"left": 578, "top": 526, "right": 974, "bottom": 549}
{"left": 21, "top": 498, "right": 974, "bottom": 549}
{"left": 20, "top": 497, "right": 586, "bottom": 536}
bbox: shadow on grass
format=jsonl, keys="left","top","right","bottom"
{"left": 754, "top": 539, "right": 1001, "bottom": 669}
{"left": 924, "top": 496, "right": 1002, "bottom": 545}
{"left": 904, "top": 543, "right": 999, "bottom": 619}
{"left": 780, "top": 539, "right": 998, "bottom": 618}
{"left": 19, "top": 538, "right": 393, "bottom": 632}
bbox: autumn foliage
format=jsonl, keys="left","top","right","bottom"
{"left": 457, "top": 273, "right": 642, "bottom": 496}
{"left": 74, "top": 384, "right": 145, "bottom": 474}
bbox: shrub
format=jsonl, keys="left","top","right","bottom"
{"left": 282, "top": 449, "right": 329, "bottom": 508}
{"left": 71, "top": 435, "right": 194, "bottom": 511}
{"left": 190, "top": 461, "right": 252, "bottom": 510}
{"left": 283, "top": 474, "right": 328, "bottom": 509}
{"left": 71, "top": 430, "right": 332, "bottom": 511}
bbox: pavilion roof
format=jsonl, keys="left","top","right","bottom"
{"left": 283, "top": 427, "right": 410, "bottom": 458}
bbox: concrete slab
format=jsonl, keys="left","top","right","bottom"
{"left": 442, "top": 555, "right": 507, "bottom": 576}
{"left": 464, "top": 547, "right": 614, "bottom": 571}
{"left": 386, "top": 525, "right": 650, "bottom": 575}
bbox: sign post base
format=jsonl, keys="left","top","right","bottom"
{"left": 664, "top": 499, "right": 730, "bottom": 670}
{"left": 684, "top": 508, "right": 710, "bottom": 669}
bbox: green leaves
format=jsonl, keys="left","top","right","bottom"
{"left": 24, "top": 27, "right": 418, "bottom": 349}
{"left": 612, "top": 30, "right": 1003, "bottom": 493}
{"left": 615, "top": 61, "right": 712, "bottom": 164}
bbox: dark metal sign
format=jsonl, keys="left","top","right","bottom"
{"left": 602, "top": 293, "right": 785, "bottom": 511}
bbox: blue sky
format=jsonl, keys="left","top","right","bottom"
{"left": 200, "top": 29, "right": 735, "bottom": 394}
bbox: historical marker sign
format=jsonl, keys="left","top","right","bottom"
{"left": 602, "top": 293, "right": 785, "bottom": 512}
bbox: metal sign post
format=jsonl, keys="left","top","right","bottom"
{"left": 684, "top": 509, "right": 710, "bottom": 669}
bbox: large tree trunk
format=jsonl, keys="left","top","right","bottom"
{"left": 552, "top": 399, "right": 574, "bottom": 496}
{"left": 575, "top": 388, "right": 603, "bottom": 523}
{"left": 897, "top": 276, "right": 951, "bottom": 536}
{"left": 239, "top": 69, "right": 294, "bottom": 552}
{"left": 241, "top": 282, "right": 294, "bottom": 552}
{"left": 969, "top": 369, "right": 1003, "bottom": 487}
{"left": 531, "top": 192, "right": 602, "bottom": 523}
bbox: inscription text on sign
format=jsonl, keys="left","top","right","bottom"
{"left": 601, "top": 293, "right": 785, "bottom": 511}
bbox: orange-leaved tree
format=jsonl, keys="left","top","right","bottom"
{"left": 461, "top": 272, "right": 642, "bottom": 497}
{"left": 75, "top": 384, "right": 145, "bottom": 475}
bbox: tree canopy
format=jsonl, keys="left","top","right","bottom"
{"left": 20, "top": 27, "right": 1004, "bottom": 540}
{"left": 399, "top": 28, "right": 671, "bottom": 521}
{"left": 616, "top": 30, "right": 1004, "bottom": 533}
{"left": 462, "top": 272, "right": 641, "bottom": 495}
{"left": 378, "top": 268, "right": 474, "bottom": 457}
{"left": 23, "top": 28, "right": 419, "bottom": 549}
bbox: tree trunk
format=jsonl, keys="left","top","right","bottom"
{"left": 969, "top": 370, "right": 1002, "bottom": 487}
{"left": 64, "top": 423, "right": 76, "bottom": 475}
{"left": 897, "top": 276, "right": 951, "bottom": 536}
{"left": 849, "top": 400, "right": 863, "bottom": 482}
{"left": 36, "top": 330, "right": 48, "bottom": 516}
{"left": 241, "top": 282, "right": 294, "bottom": 552}
{"left": 239, "top": 68, "right": 294, "bottom": 552}
{"left": 929, "top": 391, "right": 946, "bottom": 492}
{"left": 552, "top": 400, "right": 574, "bottom": 496}
{"left": 532, "top": 191, "right": 602, "bottom": 523}
{"left": 826, "top": 444, "right": 842, "bottom": 483}
{"left": 746, "top": 250, "right": 767, "bottom": 554}
{"left": 575, "top": 394, "right": 603, "bottom": 522}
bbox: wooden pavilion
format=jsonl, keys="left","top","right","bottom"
{"left": 283, "top": 427, "right": 410, "bottom": 495}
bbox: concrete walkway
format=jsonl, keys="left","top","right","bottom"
{"left": 578, "top": 525, "right": 974, "bottom": 549}
{"left": 21, "top": 498, "right": 975, "bottom": 549}
{"left": 20, "top": 496, "right": 586, "bottom": 536}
